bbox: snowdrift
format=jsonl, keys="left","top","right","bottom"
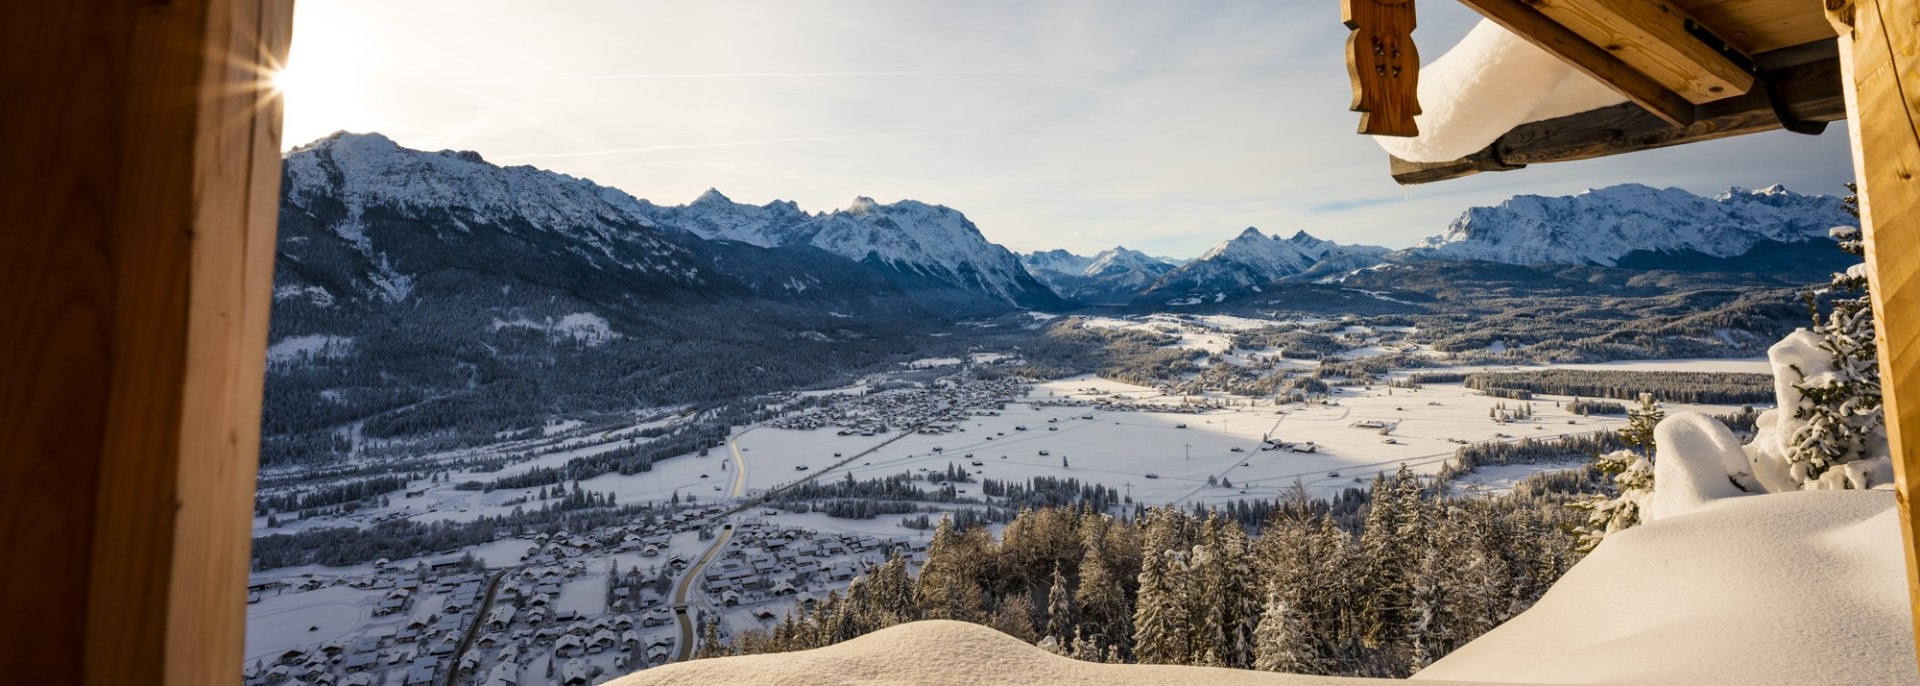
{"left": 607, "top": 620, "right": 1418, "bottom": 686}
{"left": 1415, "top": 489, "right": 1915, "bottom": 685}
{"left": 610, "top": 493, "right": 1914, "bottom": 686}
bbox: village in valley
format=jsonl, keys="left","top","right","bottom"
{"left": 245, "top": 312, "right": 1770, "bottom": 686}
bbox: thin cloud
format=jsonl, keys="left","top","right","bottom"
{"left": 490, "top": 132, "right": 915, "bottom": 161}
{"left": 562, "top": 64, "right": 1308, "bottom": 82}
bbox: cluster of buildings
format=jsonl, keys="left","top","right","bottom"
{"left": 699, "top": 519, "right": 930, "bottom": 619}
{"left": 766, "top": 378, "right": 1030, "bottom": 435}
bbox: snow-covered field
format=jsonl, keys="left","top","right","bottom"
{"left": 732, "top": 373, "right": 1744, "bottom": 510}
{"left": 246, "top": 319, "right": 1768, "bottom": 686}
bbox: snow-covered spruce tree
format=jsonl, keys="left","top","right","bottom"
{"left": 1356, "top": 467, "right": 1424, "bottom": 654}
{"left": 1252, "top": 592, "right": 1308, "bottom": 672}
{"left": 1045, "top": 564, "right": 1074, "bottom": 644}
{"left": 1252, "top": 507, "right": 1352, "bottom": 675}
{"left": 1575, "top": 393, "right": 1661, "bottom": 551}
{"left": 1194, "top": 512, "right": 1260, "bottom": 668}
{"left": 1072, "top": 526, "right": 1134, "bottom": 659}
{"left": 1131, "top": 507, "right": 1194, "bottom": 665}
{"left": 1785, "top": 186, "right": 1886, "bottom": 486}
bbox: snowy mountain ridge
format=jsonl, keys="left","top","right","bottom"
{"left": 284, "top": 132, "right": 1058, "bottom": 310}
{"left": 1084, "top": 246, "right": 1175, "bottom": 278}
{"left": 1020, "top": 249, "right": 1098, "bottom": 276}
{"left": 1403, "top": 183, "right": 1856, "bottom": 267}
{"left": 632, "top": 191, "right": 1061, "bottom": 309}
{"left": 1141, "top": 228, "right": 1391, "bottom": 300}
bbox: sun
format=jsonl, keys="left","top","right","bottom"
{"left": 267, "top": 62, "right": 298, "bottom": 97}
{"left": 268, "top": 34, "right": 372, "bottom": 147}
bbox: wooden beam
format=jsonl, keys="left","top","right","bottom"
{"left": 1391, "top": 42, "right": 1843, "bottom": 184}
{"left": 0, "top": 1, "right": 293, "bottom": 685}
{"left": 1530, "top": 0, "right": 1754, "bottom": 104}
{"left": 1345, "top": 0, "right": 1423, "bottom": 136}
{"left": 1684, "top": 0, "right": 1848, "bottom": 54}
{"left": 1457, "top": 0, "right": 1696, "bottom": 127}
{"left": 1832, "top": 0, "right": 1920, "bottom": 668}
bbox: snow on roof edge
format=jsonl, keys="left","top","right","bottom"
{"left": 1373, "top": 20, "right": 1628, "bottom": 164}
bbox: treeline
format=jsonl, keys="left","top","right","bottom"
{"left": 983, "top": 477, "right": 1124, "bottom": 513}
{"left": 1435, "top": 431, "right": 1623, "bottom": 483}
{"left": 1566, "top": 399, "right": 1627, "bottom": 415}
{"left": 1464, "top": 369, "right": 1775, "bottom": 404}
{"left": 711, "top": 469, "right": 1583, "bottom": 678}
{"left": 769, "top": 471, "right": 961, "bottom": 506}
{"left": 254, "top": 474, "right": 409, "bottom": 515}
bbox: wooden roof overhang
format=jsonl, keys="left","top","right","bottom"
{"left": 1348, "top": 0, "right": 1848, "bottom": 184}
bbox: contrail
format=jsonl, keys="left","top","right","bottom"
{"left": 489, "top": 132, "right": 911, "bottom": 161}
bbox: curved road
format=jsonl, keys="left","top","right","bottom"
{"left": 727, "top": 428, "right": 751, "bottom": 498}
{"left": 669, "top": 423, "right": 923, "bottom": 662}
{"left": 670, "top": 522, "right": 734, "bottom": 661}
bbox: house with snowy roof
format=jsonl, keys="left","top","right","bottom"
{"left": 482, "top": 663, "right": 517, "bottom": 686}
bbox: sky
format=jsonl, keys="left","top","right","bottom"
{"left": 277, "top": 0, "right": 1854, "bottom": 258}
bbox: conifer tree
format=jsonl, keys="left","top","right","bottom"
{"left": 1575, "top": 393, "right": 1662, "bottom": 549}
{"left": 1131, "top": 508, "right": 1193, "bottom": 664}
{"left": 694, "top": 617, "right": 730, "bottom": 659}
{"left": 1074, "top": 531, "right": 1132, "bottom": 657}
{"left": 1788, "top": 186, "right": 1885, "bottom": 485}
{"left": 1045, "top": 564, "right": 1074, "bottom": 643}
{"left": 990, "top": 591, "right": 1041, "bottom": 643}
{"left": 1253, "top": 592, "right": 1306, "bottom": 672}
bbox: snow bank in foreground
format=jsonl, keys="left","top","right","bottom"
{"left": 610, "top": 494, "right": 1913, "bottom": 686}
{"left": 610, "top": 620, "right": 1413, "bottom": 686}
{"left": 1417, "top": 490, "right": 1913, "bottom": 685}
{"left": 1375, "top": 21, "right": 1625, "bottom": 163}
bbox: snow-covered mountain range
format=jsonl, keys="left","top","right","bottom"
{"left": 1020, "top": 247, "right": 1177, "bottom": 305}
{"left": 640, "top": 191, "right": 1062, "bottom": 310}
{"left": 1401, "top": 183, "right": 1855, "bottom": 267}
{"left": 282, "top": 132, "right": 1059, "bottom": 312}
{"left": 279, "top": 134, "right": 1853, "bottom": 317}
{"left": 1140, "top": 228, "right": 1391, "bottom": 301}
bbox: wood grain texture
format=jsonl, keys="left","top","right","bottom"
{"left": 1345, "top": 0, "right": 1422, "bottom": 136}
{"left": 1838, "top": 0, "right": 1920, "bottom": 665}
{"left": 0, "top": 1, "right": 291, "bottom": 684}
{"left": 1682, "top": 0, "right": 1847, "bottom": 54}
{"left": 1392, "top": 45, "right": 1843, "bottom": 184}
{"left": 1458, "top": 0, "right": 1697, "bottom": 126}
{"left": 1531, "top": 0, "right": 1753, "bottom": 104}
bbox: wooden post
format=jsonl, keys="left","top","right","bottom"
{"left": 1829, "top": 0, "right": 1920, "bottom": 668}
{"left": 0, "top": 1, "right": 294, "bottom": 684}
{"left": 1345, "top": 0, "right": 1422, "bottom": 137}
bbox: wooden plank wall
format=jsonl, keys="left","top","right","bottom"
{"left": 1834, "top": 0, "right": 1920, "bottom": 665}
{"left": 0, "top": 1, "right": 294, "bottom": 684}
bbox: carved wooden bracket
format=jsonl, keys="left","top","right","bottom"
{"left": 1345, "top": 0, "right": 1421, "bottom": 137}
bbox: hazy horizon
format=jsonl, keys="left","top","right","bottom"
{"left": 279, "top": 0, "right": 1854, "bottom": 257}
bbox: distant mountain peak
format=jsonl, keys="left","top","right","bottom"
{"left": 847, "top": 196, "right": 880, "bottom": 214}
{"left": 692, "top": 187, "right": 732, "bottom": 205}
